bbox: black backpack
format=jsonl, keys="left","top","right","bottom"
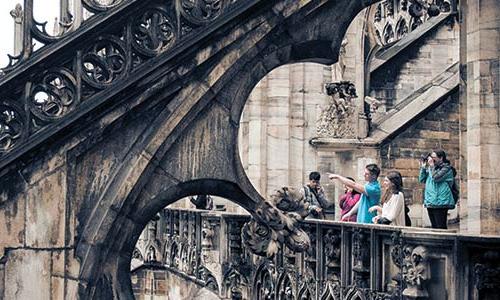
{"left": 449, "top": 167, "right": 459, "bottom": 204}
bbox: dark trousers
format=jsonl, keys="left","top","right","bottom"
{"left": 427, "top": 208, "right": 449, "bottom": 229}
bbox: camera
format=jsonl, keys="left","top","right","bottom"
{"left": 421, "top": 153, "right": 431, "bottom": 162}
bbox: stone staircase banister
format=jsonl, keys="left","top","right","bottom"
{"left": 0, "top": 0, "right": 263, "bottom": 171}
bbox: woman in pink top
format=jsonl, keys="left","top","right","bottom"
{"left": 339, "top": 177, "right": 361, "bottom": 222}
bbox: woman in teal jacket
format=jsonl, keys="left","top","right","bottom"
{"left": 419, "top": 150, "right": 455, "bottom": 229}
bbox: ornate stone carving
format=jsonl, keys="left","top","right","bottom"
{"left": 82, "top": 0, "right": 124, "bottom": 13}
{"left": 401, "top": 245, "right": 430, "bottom": 298}
{"left": 0, "top": 102, "right": 25, "bottom": 152}
{"left": 474, "top": 250, "right": 500, "bottom": 291}
{"left": 198, "top": 265, "right": 220, "bottom": 293}
{"left": 386, "top": 231, "right": 404, "bottom": 297}
{"left": 322, "top": 229, "right": 341, "bottom": 300}
{"left": 242, "top": 187, "right": 311, "bottom": 257}
{"left": 9, "top": 4, "right": 23, "bottom": 24}
{"left": 276, "top": 271, "right": 295, "bottom": 300}
{"left": 475, "top": 264, "right": 500, "bottom": 291}
{"left": 320, "top": 281, "right": 341, "bottom": 300}
{"left": 29, "top": 68, "right": 77, "bottom": 123}
{"left": 168, "top": 242, "right": 180, "bottom": 268}
{"left": 228, "top": 220, "right": 245, "bottom": 264}
{"left": 201, "top": 218, "right": 215, "bottom": 250}
{"left": 316, "top": 81, "right": 357, "bottom": 138}
{"left": 180, "top": 243, "right": 190, "bottom": 272}
{"left": 187, "top": 247, "right": 198, "bottom": 275}
{"left": 223, "top": 265, "right": 249, "bottom": 300}
{"left": 371, "top": 0, "right": 452, "bottom": 46}
{"left": 297, "top": 283, "right": 314, "bottom": 300}
{"left": 130, "top": 7, "right": 177, "bottom": 57}
{"left": 132, "top": 248, "right": 144, "bottom": 261}
{"left": 145, "top": 245, "right": 157, "bottom": 262}
{"left": 324, "top": 229, "right": 341, "bottom": 269}
{"left": 0, "top": 0, "right": 245, "bottom": 165}
{"left": 343, "top": 285, "right": 370, "bottom": 300}
{"left": 254, "top": 263, "right": 275, "bottom": 300}
{"left": 352, "top": 229, "right": 370, "bottom": 288}
{"left": 82, "top": 36, "right": 129, "bottom": 89}
{"left": 176, "top": 0, "right": 228, "bottom": 25}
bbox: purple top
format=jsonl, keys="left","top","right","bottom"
{"left": 339, "top": 192, "right": 361, "bottom": 222}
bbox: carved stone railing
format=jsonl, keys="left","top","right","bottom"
{"left": 3, "top": 1, "right": 125, "bottom": 73}
{"left": 134, "top": 207, "right": 500, "bottom": 299}
{"left": 369, "top": 0, "right": 456, "bottom": 46}
{"left": 0, "top": 0, "right": 257, "bottom": 170}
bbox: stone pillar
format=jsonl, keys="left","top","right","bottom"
{"left": 266, "top": 65, "right": 291, "bottom": 194}
{"left": 244, "top": 78, "right": 268, "bottom": 196}
{"left": 289, "top": 64, "right": 307, "bottom": 186}
{"left": 463, "top": 0, "right": 500, "bottom": 234}
{"left": 70, "top": 0, "right": 83, "bottom": 29}
{"left": 10, "top": 4, "right": 23, "bottom": 56}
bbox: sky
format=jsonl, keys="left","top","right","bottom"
{"left": 0, "top": 0, "right": 60, "bottom": 67}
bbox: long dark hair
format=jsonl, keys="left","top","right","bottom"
{"left": 381, "top": 171, "right": 403, "bottom": 204}
{"left": 346, "top": 176, "right": 360, "bottom": 195}
{"left": 433, "top": 149, "right": 450, "bottom": 164}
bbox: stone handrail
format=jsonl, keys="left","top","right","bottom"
{"left": 0, "top": 0, "right": 258, "bottom": 171}
{"left": 133, "top": 207, "right": 500, "bottom": 299}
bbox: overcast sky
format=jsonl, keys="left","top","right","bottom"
{"left": 0, "top": 0, "right": 60, "bottom": 67}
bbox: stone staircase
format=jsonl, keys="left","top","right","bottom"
{"left": 370, "top": 62, "right": 459, "bottom": 141}
{"left": 0, "top": 0, "right": 262, "bottom": 170}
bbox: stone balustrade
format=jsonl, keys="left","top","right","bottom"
{"left": 131, "top": 207, "right": 500, "bottom": 299}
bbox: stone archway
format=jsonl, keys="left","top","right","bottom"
{"left": 65, "top": 1, "right": 380, "bottom": 298}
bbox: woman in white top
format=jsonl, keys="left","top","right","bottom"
{"left": 369, "top": 171, "right": 406, "bottom": 226}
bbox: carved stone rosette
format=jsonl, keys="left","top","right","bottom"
{"left": 241, "top": 187, "right": 311, "bottom": 257}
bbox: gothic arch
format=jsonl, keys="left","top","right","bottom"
{"left": 395, "top": 18, "right": 409, "bottom": 39}
{"left": 253, "top": 262, "right": 276, "bottom": 300}
{"left": 168, "top": 241, "right": 179, "bottom": 269}
{"left": 144, "top": 244, "right": 160, "bottom": 263}
{"left": 72, "top": 1, "right": 378, "bottom": 298}
{"left": 276, "top": 271, "right": 296, "bottom": 300}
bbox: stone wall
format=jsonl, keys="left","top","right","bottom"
{"left": 0, "top": 147, "right": 80, "bottom": 299}
{"left": 379, "top": 91, "right": 460, "bottom": 227}
{"left": 239, "top": 63, "right": 333, "bottom": 199}
{"left": 461, "top": 0, "right": 500, "bottom": 235}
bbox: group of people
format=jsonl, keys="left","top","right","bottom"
{"left": 301, "top": 150, "right": 457, "bottom": 229}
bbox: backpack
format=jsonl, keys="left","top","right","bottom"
{"left": 448, "top": 167, "right": 459, "bottom": 204}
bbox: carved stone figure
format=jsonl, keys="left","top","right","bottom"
{"left": 242, "top": 187, "right": 311, "bottom": 257}
{"left": 402, "top": 245, "right": 430, "bottom": 298}
{"left": 352, "top": 229, "right": 370, "bottom": 288}
{"left": 146, "top": 245, "right": 157, "bottom": 262}
{"left": 324, "top": 229, "right": 341, "bottom": 269}
{"left": 316, "top": 82, "right": 357, "bottom": 138}
{"left": 202, "top": 219, "right": 215, "bottom": 250}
